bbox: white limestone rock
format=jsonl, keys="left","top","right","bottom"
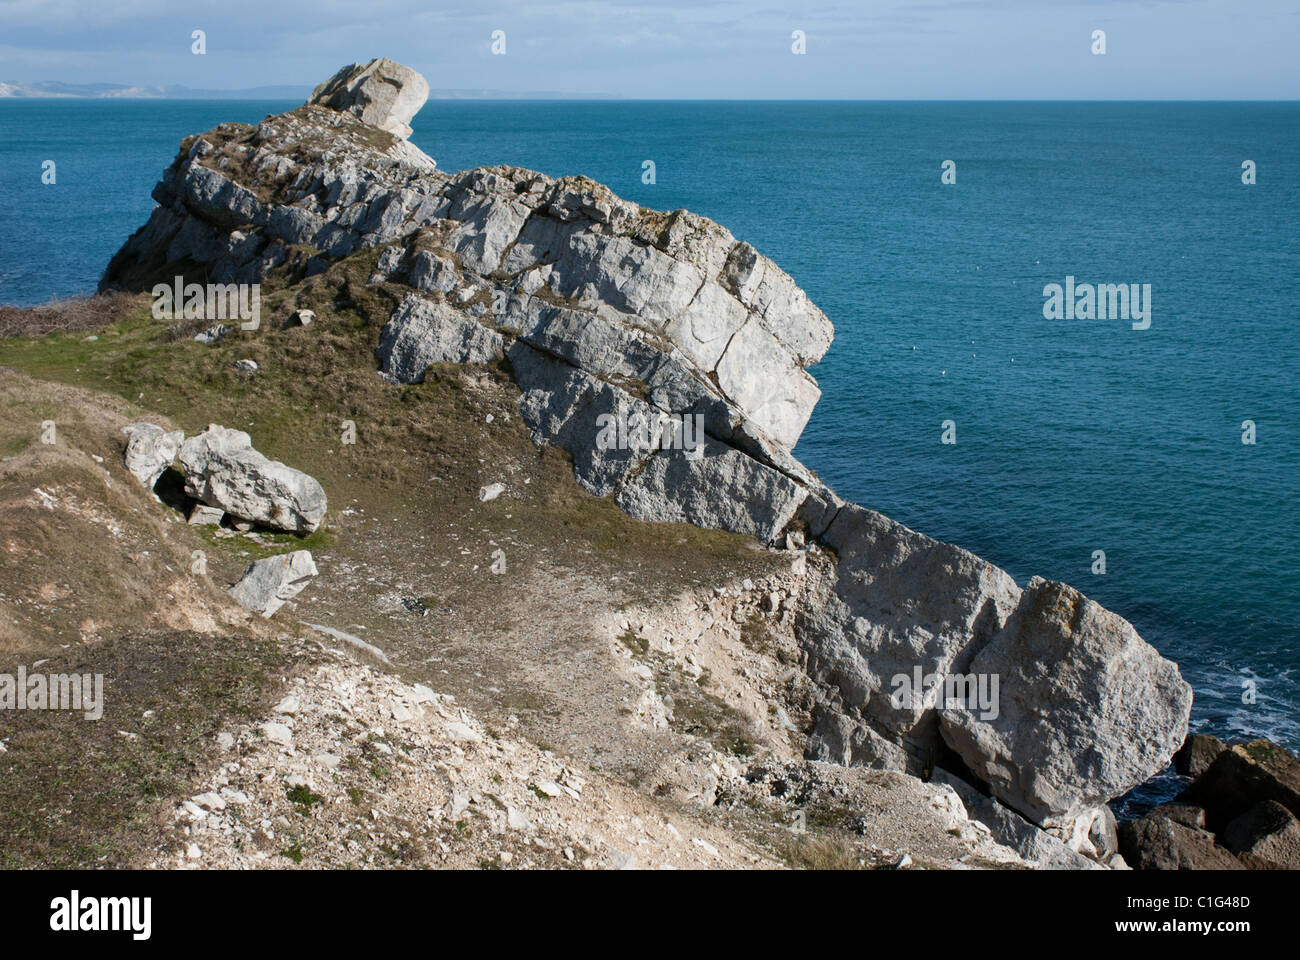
{"left": 121, "top": 422, "right": 184, "bottom": 491}
{"left": 308, "top": 57, "right": 430, "bottom": 140}
{"left": 228, "top": 550, "right": 318, "bottom": 618}
{"left": 375, "top": 294, "right": 503, "bottom": 382}
{"left": 940, "top": 577, "right": 1193, "bottom": 825}
{"left": 178, "top": 425, "right": 327, "bottom": 534}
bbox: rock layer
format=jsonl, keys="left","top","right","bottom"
{"left": 100, "top": 59, "right": 1195, "bottom": 845}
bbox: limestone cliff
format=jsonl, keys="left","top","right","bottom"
{"left": 100, "top": 58, "right": 1193, "bottom": 863}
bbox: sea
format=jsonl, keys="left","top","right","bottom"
{"left": 1, "top": 99, "right": 1297, "bottom": 809}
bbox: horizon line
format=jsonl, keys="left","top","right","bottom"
{"left": 4, "top": 96, "right": 1300, "bottom": 104}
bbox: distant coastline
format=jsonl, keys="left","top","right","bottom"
{"left": 0, "top": 80, "right": 618, "bottom": 100}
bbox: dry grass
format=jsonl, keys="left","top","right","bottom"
{"left": 0, "top": 292, "right": 138, "bottom": 339}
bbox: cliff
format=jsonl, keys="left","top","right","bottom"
{"left": 2, "top": 59, "right": 1197, "bottom": 868}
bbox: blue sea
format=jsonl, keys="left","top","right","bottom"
{"left": 2, "top": 100, "right": 1297, "bottom": 781}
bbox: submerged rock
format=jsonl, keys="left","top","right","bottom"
{"left": 228, "top": 550, "right": 318, "bottom": 618}
{"left": 178, "top": 425, "right": 327, "bottom": 534}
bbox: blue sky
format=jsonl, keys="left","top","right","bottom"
{"left": 1, "top": 0, "right": 1296, "bottom": 99}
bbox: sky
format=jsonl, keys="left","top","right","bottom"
{"left": 0, "top": 0, "right": 1297, "bottom": 99}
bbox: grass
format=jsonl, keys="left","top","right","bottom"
{"left": 0, "top": 212, "right": 788, "bottom": 866}
{"left": 0, "top": 628, "right": 295, "bottom": 868}
{"left": 287, "top": 784, "right": 325, "bottom": 815}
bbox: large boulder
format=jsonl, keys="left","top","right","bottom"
{"left": 939, "top": 577, "right": 1192, "bottom": 826}
{"left": 308, "top": 57, "right": 429, "bottom": 140}
{"left": 1222, "top": 800, "right": 1300, "bottom": 869}
{"left": 1117, "top": 814, "right": 1245, "bottom": 870}
{"left": 228, "top": 550, "right": 318, "bottom": 618}
{"left": 1176, "top": 738, "right": 1300, "bottom": 832}
{"left": 177, "top": 425, "right": 327, "bottom": 534}
{"left": 121, "top": 422, "right": 184, "bottom": 490}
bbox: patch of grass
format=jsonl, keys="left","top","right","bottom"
{"left": 286, "top": 783, "right": 324, "bottom": 815}
{"left": 280, "top": 843, "right": 304, "bottom": 864}
{"left": 781, "top": 835, "right": 867, "bottom": 871}
{"left": 618, "top": 629, "right": 649, "bottom": 657}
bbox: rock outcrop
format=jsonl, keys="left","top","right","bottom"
{"left": 99, "top": 59, "right": 1197, "bottom": 862}
{"left": 177, "top": 425, "right": 327, "bottom": 534}
{"left": 377, "top": 292, "right": 504, "bottom": 379}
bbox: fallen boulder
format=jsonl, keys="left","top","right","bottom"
{"left": 1222, "top": 800, "right": 1300, "bottom": 869}
{"left": 121, "top": 422, "right": 184, "bottom": 490}
{"left": 187, "top": 503, "right": 224, "bottom": 526}
{"left": 1174, "top": 732, "right": 1225, "bottom": 778}
{"left": 1148, "top": 803, "right": 1208, "bottom": 829}
{"left": 177, "top": 424, "right": 327, "bottom": 534}
{"left": 228, "top": 550, "right": 318, "bottom": 618}
{"left": 1117, "top": 814, "right": 1245, "bottom": 870}
{"left": 1176, "top": 738, "right": 1300, "bottom": 832}
{"left": 308, "top": 57, "right": 430, "bottom": 140}
{"left": 940, "top": 577, "right": 1192, "bottom": 827}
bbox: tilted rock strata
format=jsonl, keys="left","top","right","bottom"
{"left": 101, "top": 109, "right": 829, "bottom": 455}
{"left": 100, "top": 59, "right": 1193, "bottom": 847}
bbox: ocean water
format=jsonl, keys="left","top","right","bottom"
{"left": 1, "top": 100, "right": 1297, "bottom": 772}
